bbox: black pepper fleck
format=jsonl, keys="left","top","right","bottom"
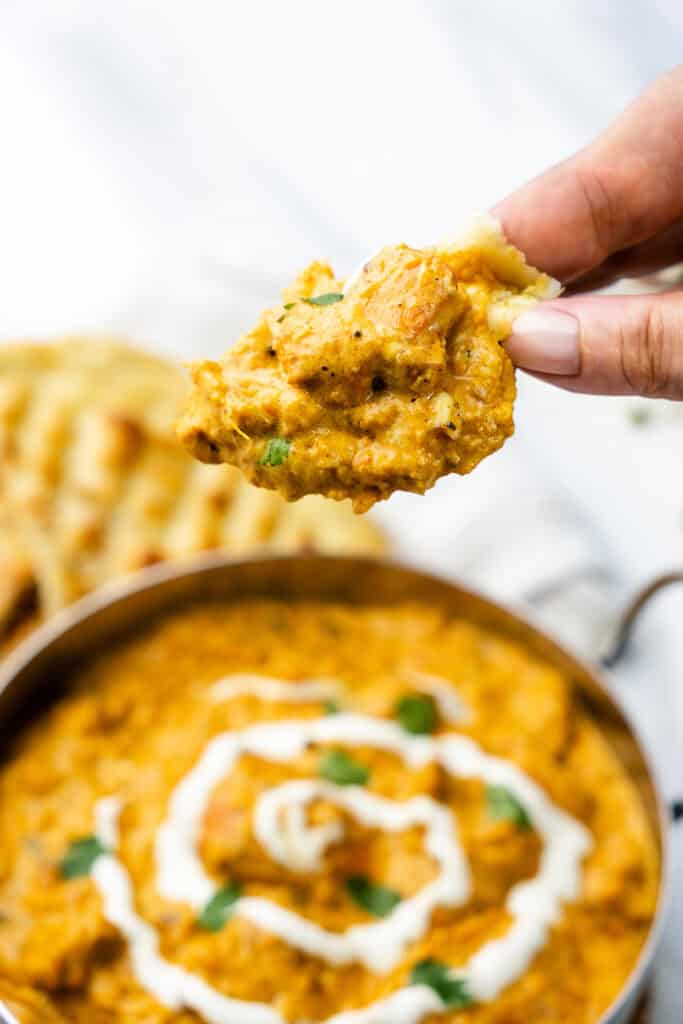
{"left": 197, "top": 430, "right": 220, "bottom": 455}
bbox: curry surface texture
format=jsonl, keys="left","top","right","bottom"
{"left": 178, "top": 220, "right": 559, "bottom": 511}
{"left": 0, "top": 600, "right": 658, "bottom": 1024}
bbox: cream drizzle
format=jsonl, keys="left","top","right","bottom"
{"left": 208, "top": 674, "right": 342, "bottom": 705}
{"left": 92, "top": 679, "right": 592, "bottom": 1024}
{"left": 250, "top": 779, "right": 468, "bottom": 971}
{"left": 207, "top": 671, "right": 471, "bottom": 727}
{"left": 276, "top": 798, "right": 344, "bottom": 873}
{"left": 92, "top": 806, "right": 282, "bottom": 1024}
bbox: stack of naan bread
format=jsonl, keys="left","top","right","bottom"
{"left": 0, "top": 339, "right": 384, "bottom": 656}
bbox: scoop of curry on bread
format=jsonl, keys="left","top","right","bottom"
{"left": 178, "top": 219, "right": 559, "bottom": 512}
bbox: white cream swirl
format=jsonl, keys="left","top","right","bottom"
{"left": 91, "top": 680, "right": 591, "bottom": 1024}
{"left": 208, "top": 674, "right": 342, "bottom": 706}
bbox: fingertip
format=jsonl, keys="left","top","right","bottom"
{"left": 505, "top": 308, "right": 581, "bottom": 376}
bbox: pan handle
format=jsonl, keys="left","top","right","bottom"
{"left": 600, "top": 570, "right": 683, "bottom": 828}
{"left": 600, "top": 571, "right": 683, "bottom": 669}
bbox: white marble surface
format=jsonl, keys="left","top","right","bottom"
{"left": 0, "top": 2, "right": 681, "bottom": 1018}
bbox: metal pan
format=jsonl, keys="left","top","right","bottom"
{"left": 0, "top": 553, "right": 672, "bottom": 1024}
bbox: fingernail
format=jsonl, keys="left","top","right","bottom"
{"left": 506, "top": 308, "right": 580, "bottom": 375}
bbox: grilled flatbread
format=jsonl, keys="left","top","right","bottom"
{"left": 0, "top": 339, "right": 384, "bottom": 651}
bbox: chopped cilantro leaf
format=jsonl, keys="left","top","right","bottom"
{"left": 260, "top": 438, "right": 291, "bottom": 466}
{"left": 486, "top": 784, "right": 532, "bottom": 830}
{"left": 59, "top": 836, "right": 107, "bottom": 879}
{"left": 198, "top": 883, "right": 242, "bottom": 932}
{"left": 303, "top": 292, "right": 344, "bottom": 306}
{"left": 346, "top": 875, "right": 401, "bottom": 917}
{"left": 395, "top": 693, "right": 439, "bottom": 734}
{"left": 283, "top": 302, "right": 295, "bottom": 310}
{"left": 410, "top": 959, "right": 473, "bottom": 1008}
{"left": 323, "top": 699, "right": 340, "bottom": 715}
{"left": 319, "top": 750, "right": 369, "bottom": 786}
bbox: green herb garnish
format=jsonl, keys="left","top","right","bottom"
{"left": 260, "top": 438, "right": 291, "bottom": 466}
{"left": 346, "top": 875, "right": 401, "bottom": 917}
{"left": 323, "top": 699, "right": 340, "bottom": 715}
{"left": 303, "top": 292, "right": 344, "bottom": 306}
{"left": 59, "top": 836, "right": 108, "bottom": 879}
{"left": 283, "top": 302, "right": 295, "bottom": 310}
{"left": 410, "top": 959, "right": 473, "bottom": 1008}
{"left": 319, "top": 750, "right": 370, "bottom": 786}
{"left": 197, "top": 883, "right": 242, "bottom": 932}
{"left": 628, "top": 406, "right": 652, "bottom": 428}
{"left": 276, "top": 314, "right": 285, "bottom": 323}
{"left": 486, "top": 784, "right": 532, "bottom": 830}
{"left": 395, "top": 693, "right": 439, "bottom": 734}
{"left": 409, "top": 958, "right": 473, "bottom": 1007}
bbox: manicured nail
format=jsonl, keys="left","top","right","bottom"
{"left": 506, "top": 308, "right": 580, "bottom": 375}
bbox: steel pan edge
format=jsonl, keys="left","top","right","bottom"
{"left": 0, "top": 552, "right": 670, "bottom": 1024}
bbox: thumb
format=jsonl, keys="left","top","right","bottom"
{"left": 505, "top": 292, "right": 683, "bottom": 399}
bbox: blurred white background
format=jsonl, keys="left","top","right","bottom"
{"left": 0, "top": 1, "right": 682, "bottom": 1016}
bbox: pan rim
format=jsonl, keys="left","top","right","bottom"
{"left": 0, "top": 551, "right": 671, "bottom": 1024}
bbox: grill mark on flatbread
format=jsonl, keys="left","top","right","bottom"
{"left": 218, "top": 473, "right": 282, "bottom": 550}
{"left": 99, "top": 434, "right": 189, "bottom": 575}
{"left": 162, "top": 461, "right": 228, "bottom": 556}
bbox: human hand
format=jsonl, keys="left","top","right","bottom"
{"left": 494, "top": 67, "right": 683, "bottom": 399}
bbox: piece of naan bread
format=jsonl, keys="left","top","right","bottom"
{"left": 0, "top": 338, "right": 384, "bottom": 654}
